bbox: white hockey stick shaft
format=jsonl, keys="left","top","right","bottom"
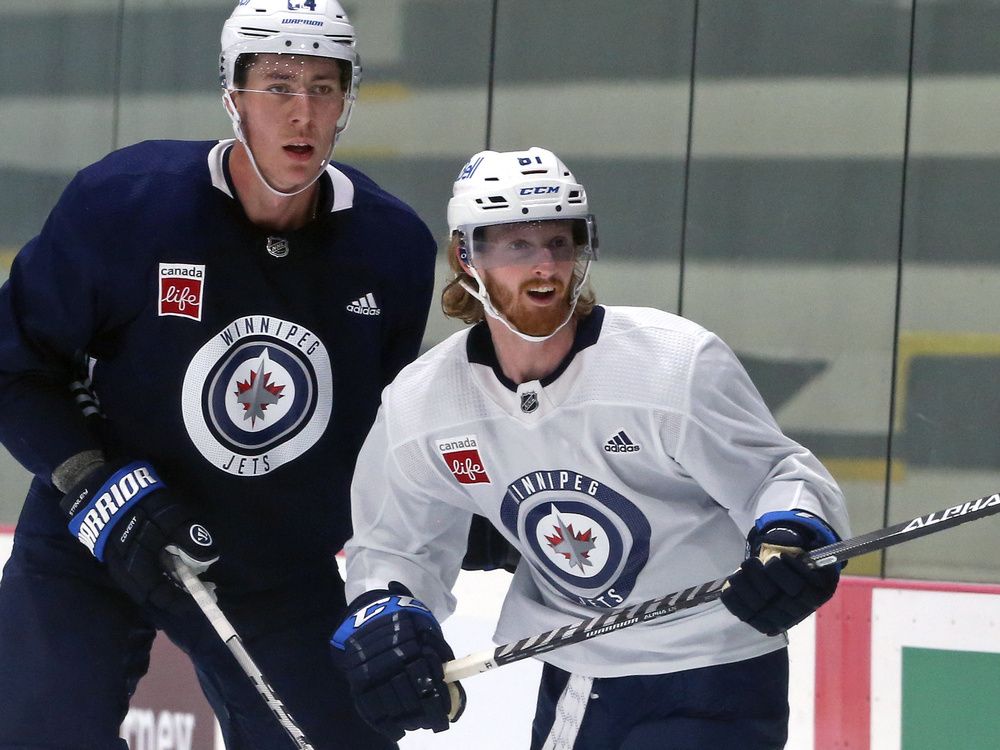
{"left": 167, "top": 553, "right": 316, "bottom": 750}
{"left": 444, "top": 489, "right": 1000, "bottom": 683}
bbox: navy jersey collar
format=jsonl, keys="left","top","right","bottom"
{"left": 467, "top": 306, "right": 606, "bottom": 391}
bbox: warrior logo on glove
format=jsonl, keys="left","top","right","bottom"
{"left": 61, "top": 459, "right": 219, "bottom": 611}
{"left": 66, "top": 462, "right": 162, "bottom": 559}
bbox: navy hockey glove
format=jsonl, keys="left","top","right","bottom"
{"left": 60, "top": 459, "right": 218, "bottom": 611}
{"left": 721, "top": 510, "right": 841, "bottom": 636}
{"left": 330, "top": 581, "right": 466, "bottom": 741}
{"left": 461, "top": 514, "right": 521, "bottom": 573}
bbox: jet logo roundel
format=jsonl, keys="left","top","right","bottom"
{"left": 500, "top": 469, "right": 651, "bottom": 608}
{"left": 182, "top": 316, "right": 332, "bottom": 476}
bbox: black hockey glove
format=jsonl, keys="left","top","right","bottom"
{"left": 721, "top": 510, "right": 841, "bottom": 636}
{"left": 330, "top": 581, "right": 466, "bottom": 741}
{"left": 60, "top": 459, "right": 218, "bottom": 611}
{"left": 461, "top": 514, "right": 521, "bottom": 573}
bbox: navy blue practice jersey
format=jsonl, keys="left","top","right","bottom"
{"left": 0, "top": 139, "right": 436, "bottom": 590}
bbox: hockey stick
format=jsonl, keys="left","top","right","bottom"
{"left": 444, "top": 490, "right": 1000, "bottom": 682}
{"left": 166, "top": 550, "right": 316, "bottom": 750}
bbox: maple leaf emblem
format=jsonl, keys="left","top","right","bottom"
{"left": 545, "top": 515, "right": 598, "bottom": 571}
{"left": 234, "top": 348, "right": 285, "bottom": 427}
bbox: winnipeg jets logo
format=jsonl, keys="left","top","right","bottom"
{"left": 537, "top": 506, "right": 608, "bottom": 577}
{"left": 234, "top": 348, "right": 286, "bottom": 427}
{"left": 182, "top": 316, "right": 332, "bottom": 476}
{"left": 499, "top": 471, "right": 651, "bottom": 609}
{"left": 226, "top": 347, "right": 294, "bottom": 432}
{"left": 545, "top": 515, "right": 598, "bottom": 571}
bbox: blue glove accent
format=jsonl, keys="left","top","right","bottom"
{"left": 65, "top": 460, "right": 164, "bottom": 561}
{"left": 749, "top": 510, "right": 839, "bottom": 554}
{"left": 331, "top": 589, "right": 437, "bottom": 651}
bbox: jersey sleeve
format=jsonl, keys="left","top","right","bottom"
{"left": 380, "top": 217, "right": 436, "bottom": 388}
{"left": 0, "top": 174, "right": 122, "bottom": 481}
{"left": 674, "top": 330, "right": 850, "bottom": 538}
{"left": 344, "top": 405, "right": 471, "bottom": 619}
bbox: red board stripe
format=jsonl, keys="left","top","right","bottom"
{"left": 814, "top": 577, "right": 873, "bottom": 749}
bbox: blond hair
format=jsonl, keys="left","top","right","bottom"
{"left": 440, "top": 233, "right": 596, "bottom": 324}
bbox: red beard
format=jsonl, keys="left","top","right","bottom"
{"left": 484, "top": 276, "right": 573, "bottom": 337}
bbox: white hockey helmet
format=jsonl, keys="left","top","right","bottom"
{"left": 220, "top": 0, "right": 360, "bottom": 100}
{"left": 447, "top": 148, "right": 599, "bottom": 342}
{"left": 448, "top": 147, "right": 597, "bottom": 257}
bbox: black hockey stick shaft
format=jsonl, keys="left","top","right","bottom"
{"left": 443, "top": 490, "right": 1000, "bottom": 682}
{"left": 167, "top": 552, "right": 316, "bottom": 750}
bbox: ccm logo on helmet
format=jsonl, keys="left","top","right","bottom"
{"left": 519, "top": 186, "right": 559, "bottom": 196}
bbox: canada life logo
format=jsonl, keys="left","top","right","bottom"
{"left": 438, "top": 434, "right": 491, "bottom": 485}
{"left": 159, "top": 263, "right": 205, "bottom": 321}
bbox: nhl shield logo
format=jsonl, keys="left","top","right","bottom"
{"left": 159, "top": 263, "right": 205, "bottom": 321}
{"left": 520, "top": 391, "right": 539, "bottom": 413}
{"left": 266, "top": 236, "right": 290, "bottom": 258}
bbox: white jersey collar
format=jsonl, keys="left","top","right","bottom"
{"left": 207, "top": 139, "right": 355, "bottom": 212}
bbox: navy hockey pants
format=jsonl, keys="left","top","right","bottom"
{"left": 531, "top": 649, "right": 789, "bottom": 749}
{"left": 0, "top": 518, "right": 394, "bottom": 750}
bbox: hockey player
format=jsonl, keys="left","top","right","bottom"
{"left": 330, "top": 148, "right": 851, "bottom": 748}
{"left": 0, "top": 2, "right": 434, "bottom": 748}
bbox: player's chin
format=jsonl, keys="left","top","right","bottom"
{"left": 268, "top": 166, "right": 319, "bottom": 194}
{"left": 509, "top": 306, "right": 569, "bottom": 337}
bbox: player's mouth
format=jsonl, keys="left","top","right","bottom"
{"left": 283, "top": 142, "right": 315, "bottom": 161}
{"left": 524, "top": 284, "right": 561, "bottom": 305}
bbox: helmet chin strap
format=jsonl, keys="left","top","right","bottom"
{"left": 460, "top": 262, "right": 591, "bottom": 344}
{"left": 223, "top": 90, "right": 331, "bottom": 199}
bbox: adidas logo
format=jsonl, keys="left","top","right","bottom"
{"left": 604, "top": 430, "right": 640, "bottom": 453}
{"left": 347, "top": 292, "right": 381, "bottom": 316}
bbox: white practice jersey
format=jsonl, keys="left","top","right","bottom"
{"left": 345, "top": 306, "right": 849, "bottom": 678}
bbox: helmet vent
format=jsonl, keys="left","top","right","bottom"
{"left": 238, "top": 26, "right": 276, "bottom": 38}
{"left": 476, "top": 196, "right": 510, "bottom": 210}
{"left": 521, "top": 169, "right": 547, "bottom": 175}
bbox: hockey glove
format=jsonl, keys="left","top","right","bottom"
{"left": 721, "top": 510, "right": 841, "bottom": 636}
{"left": 330, "top": 581, "right": 466, "bottom": 741}
{"left": 461, "top": 514, "right": 521, "bottom": 573}
{"left": 60, "top": 459, "right": 218, "bottom": 611}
